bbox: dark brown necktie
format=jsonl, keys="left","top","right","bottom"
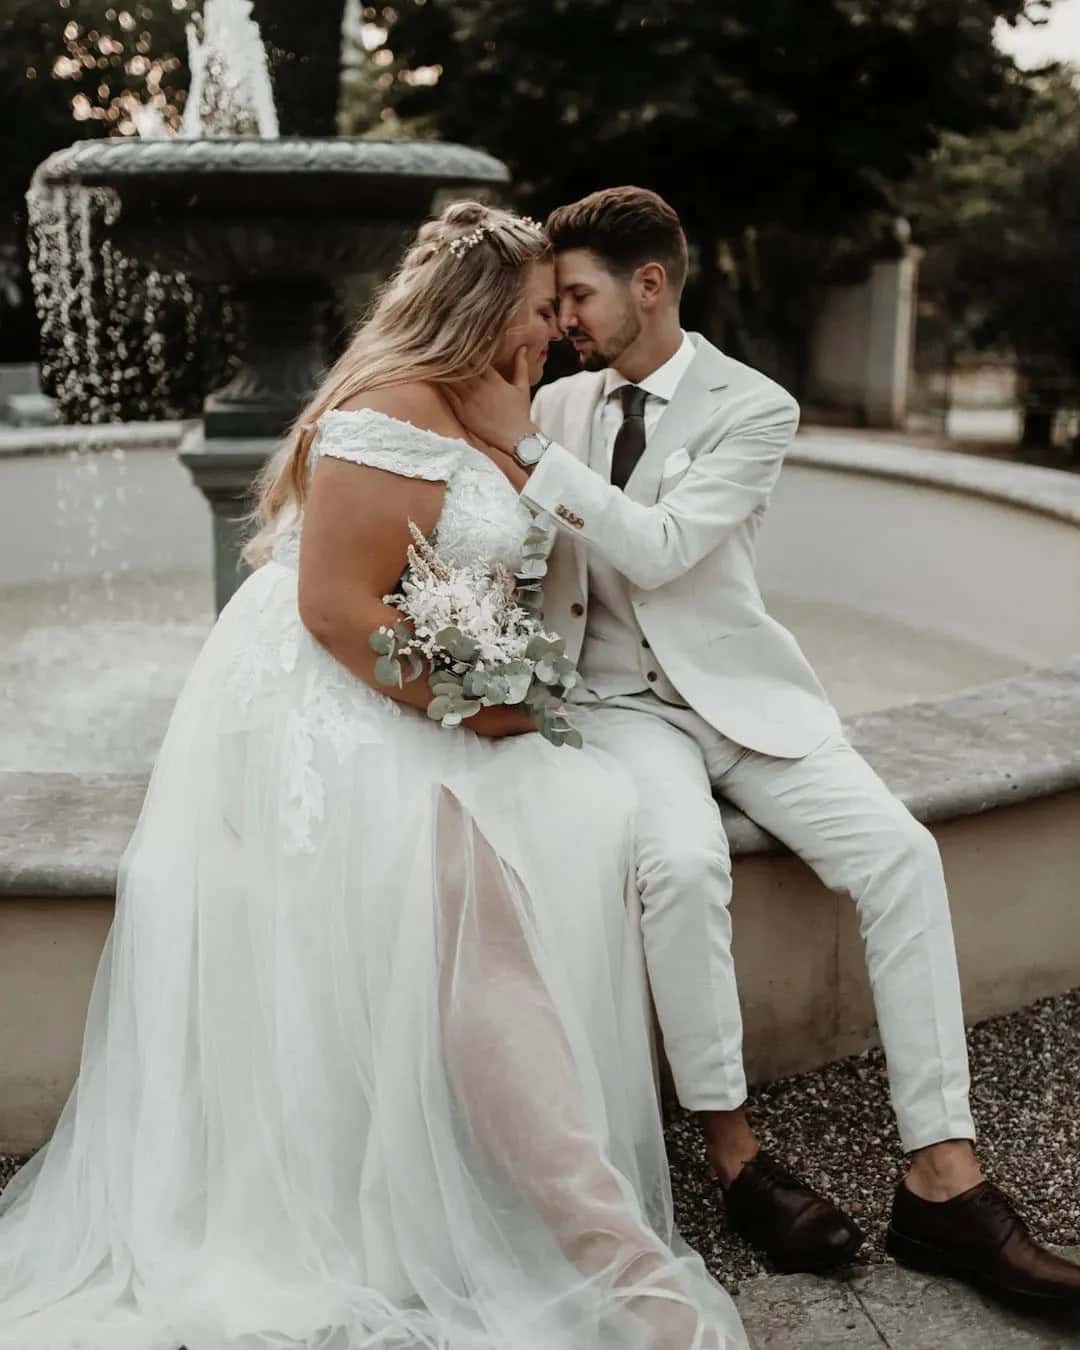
{"left": 610, "top": 384, "right": 648, "bottom": 491}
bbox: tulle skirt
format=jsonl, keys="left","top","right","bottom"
{"left": 0, "top": 561, "right": 747, "bottom": 1350}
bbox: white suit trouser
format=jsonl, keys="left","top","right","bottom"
{"left": 576, "top": 694, "right": 976, "bottom": 1154}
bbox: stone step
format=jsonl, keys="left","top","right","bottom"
{"left": 735, "top": 1251, "right": 1080, "bottom": 1349}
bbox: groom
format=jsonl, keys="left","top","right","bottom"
{"left": 454, "top": 186, "right": 1080, "bottom": 1307}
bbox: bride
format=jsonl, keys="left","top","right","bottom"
{"left": 0, "top": 202, "right": 747, "bottom": 1350}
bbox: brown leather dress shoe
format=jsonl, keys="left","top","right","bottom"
{"left": 721, "top": 1151, "right": 864, "bottom": 1274}
{"left": 887, "top": 1178, "right": 1080, "bottom": 1312}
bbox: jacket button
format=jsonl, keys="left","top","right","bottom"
{"left": 641, "top": 638, "right": 650, "bottom": 649}
{"left": 646, "top": 671, "right": 658, "bottom": 682}
{"left": 571, "top": 603, "right": 584, "bottom": 617}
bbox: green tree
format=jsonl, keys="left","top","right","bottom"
{"left": 902, "top": 71, "right": 1080, "bottom": 453}
{"left": 258, "top": 0, "right": 348, "bottom": 135}
{"left": 358, "top": 0, "right": 1050, "bottom": 384}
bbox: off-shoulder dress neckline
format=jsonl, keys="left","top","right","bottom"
{"left": 319, "top": 406, "right": 483, "bottom": 459}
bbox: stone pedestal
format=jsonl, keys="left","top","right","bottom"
{"left": 178, "top": 425, "right": 272, "bottom": 612}
{"left": 203, "top": 283, "right": 329, "bottom": 440}
{"left": 806, "top": 243, "right": 923, "bottom": 429}
{"left": 863, "top": 249, "right": 921, "bottom": 428}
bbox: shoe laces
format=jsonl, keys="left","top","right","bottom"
{"left": 974, "top": 1183, "right": 1026, "bottom": 1239}
{"left": 745, "top": 1152, "right": 810, "bottom": 1195}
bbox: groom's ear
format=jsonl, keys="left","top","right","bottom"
{"left": 634, "top": 261, "right": 668, "bottom": 307}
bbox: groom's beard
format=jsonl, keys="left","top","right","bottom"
{"left": 569, "top": 309, "right": 642, "bottom": 371}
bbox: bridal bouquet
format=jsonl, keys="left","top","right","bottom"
{"left": 368, "top": 522, "right": 583, "bottom": 748}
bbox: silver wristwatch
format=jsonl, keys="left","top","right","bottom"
{"left": 512, "top": 431, "right": 552, "bottom": 469}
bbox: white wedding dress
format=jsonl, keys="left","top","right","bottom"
{"left": 0, "top": 409, "right": 747, "bottom": 1350}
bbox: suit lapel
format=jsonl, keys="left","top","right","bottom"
{"left": 551, "top": 373, "right": 604, "bottom": 601}
{"left": 624, "top": 334, "right": 730, "bottom": 505}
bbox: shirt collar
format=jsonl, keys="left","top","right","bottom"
{"left": 603, "top": 330, "right": 695, "bottom": 404}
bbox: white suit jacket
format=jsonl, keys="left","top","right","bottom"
{"left": 525, "top": 333, "right": 841, "bottom": 759}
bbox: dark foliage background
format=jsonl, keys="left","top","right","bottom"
{"left": 2, "top": 0, "right": 1067, "bottom": 422}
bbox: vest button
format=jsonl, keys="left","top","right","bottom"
{"left": 646, "top": 671, "right": 658, "bottom": 682}
{"left": 570, "top": 603, "right": 584, "bottom": 617}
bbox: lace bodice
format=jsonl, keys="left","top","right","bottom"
{"left": 271, "top": 408, "right": 533, "bottom": 571}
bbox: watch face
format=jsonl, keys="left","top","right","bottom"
{"left": 516, "top": 436, "right": 544, "bottom": 465}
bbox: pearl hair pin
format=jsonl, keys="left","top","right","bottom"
{"left": 446, "top": 216, "right": 543, "bottom": 259}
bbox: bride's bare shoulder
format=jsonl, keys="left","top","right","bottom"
{"left": 335, "top": 382, "right": 459, "bottom": 439}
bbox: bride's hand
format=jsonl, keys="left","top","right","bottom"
{"left": 447, "top": 347, "right": 536, "bottom": 456}
{"left": 469, "top": 706, "right": 537, "bottom": 738}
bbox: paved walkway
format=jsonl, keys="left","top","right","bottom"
{"left": 734, "top": 1250, "right": 1080, "bottom": 1348}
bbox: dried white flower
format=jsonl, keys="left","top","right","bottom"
{"left": 368, "top": 519, "right": 581, "bottom": 747}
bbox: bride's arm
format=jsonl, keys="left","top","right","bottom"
{"left": 298, "top": 456, "right": 534, "bottom": 738}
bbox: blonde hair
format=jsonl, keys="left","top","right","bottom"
{"left": 243, "top": 201, "right": 552, "bottom": 567}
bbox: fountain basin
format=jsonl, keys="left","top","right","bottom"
{"left": 1, "top": 429, "right": 1079, "bottom": 1151}
{"left": 31, "top": 138, "right": 512, "bottom": 451}
{"left": 32, "top": 138, "right": 510, "bottom": 280}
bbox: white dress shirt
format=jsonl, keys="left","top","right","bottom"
{"left": 572, "top": 331, "right": 696, "bottom": 705}
{"left": 592, "top": 330, "right": 697, "bottom": 474}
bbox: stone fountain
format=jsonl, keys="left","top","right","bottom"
{"left": 29, "top": 0, "right": 509, "bottom": 610}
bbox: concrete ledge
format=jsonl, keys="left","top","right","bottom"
{"left": 5, "top": 669, "right": 1080, "bottom": 1147}
{"left": 730, "top": 656, "right": 1080, "bottom": 855}
{"left": 0, "top": 419, "right": 191, "bottom": 461}
{"left": 5, "top": 656, "right": 1078, "bottom": 894}
{"left": 794, "top": 429, "right": 1080, "bottom": 528}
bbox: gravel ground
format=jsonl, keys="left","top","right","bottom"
{"left": 666, "top": 986, "right": 1080, "bottom": 1291}
{"left": 2, "top": 988, "right": 1078, "bottom": 1297}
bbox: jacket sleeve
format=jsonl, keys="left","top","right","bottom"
{"left": 521, "top": 392, "right": 799, "bottom": 590}
{"left": 530, "top": 384, "right": 549, "bottom": 425}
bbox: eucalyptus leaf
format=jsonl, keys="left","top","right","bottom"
{"left": 436, "top": 626, "right": 481, "bottom": 663}
{"left": 427, "top": 696, "right": 452, "bottom": 720}
{"left": 495, "top": 670, "right": 525, "bottom": 704}
{"left": 523, "top": 524, "right": 553, "bottom": 555}
{"left": 404, "top": 651, "right": 425, "bottom": 683}
{"left": 368, "top": 629, "right": 395, "bottom": 656}
{"left": 525, "top": 634, "right": 553, "bottom": 661}
{"left": 525, "top": 683, "right": 556, "bottom": 709}
{"left": 430, "top": 670, "right": 463, "bottom": 693}
{"left": 462, "top": 669, "right": 488, "bottom": 699}
{"left": 481, "top": 674, "right": 509, "bottom": 705}
{"left": 374, "top": 655, "right": 403, "bottom": 688}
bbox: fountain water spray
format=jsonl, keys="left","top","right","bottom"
{"left": 26, "top": 1, "right": 279, "bottom": 424}
{"left": 181, "top": 0, "right": 279, "bottom": 139}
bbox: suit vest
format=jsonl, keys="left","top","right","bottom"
{"left": 575, "top": 399, "right": 687, "bottom": 707}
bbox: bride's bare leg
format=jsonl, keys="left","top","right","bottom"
{"left": 433, "top": 788, "right": 732, "bottom": 1350}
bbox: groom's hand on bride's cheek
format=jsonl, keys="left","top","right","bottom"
{"left": 448, "top": 346, "right": 536, "bottom": 453}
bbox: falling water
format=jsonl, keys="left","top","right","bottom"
{"left": 181, "top": 0, "right": 280, "bottom": 138}
{"left": 25, "top": 180, "right": 203, "bottom": 424}
{"left": 13, "top": 2, "right": 288, "bottom": 770}
{"left": 26, "top": 1, "right": 279, "bottom": 425}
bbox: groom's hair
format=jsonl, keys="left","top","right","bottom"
{"left": 545, "top": 187, "right": 689, "bottom": 295}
